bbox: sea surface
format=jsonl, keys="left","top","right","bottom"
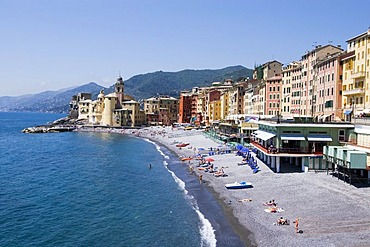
{"left": 0, "top": 112, "right": 245, "bottom": 247}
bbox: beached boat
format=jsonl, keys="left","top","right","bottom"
{"left": 176, "top": 142, "right": 190, "bottom": 147}
{"left": 225, "top": 181, "right": 252, "bottom": 189}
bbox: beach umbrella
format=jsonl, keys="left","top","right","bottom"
{"left": 198, "top": 147, "right": 205, "bottom": 150}
{"left": 241, "top": 147, "right": 249, "bottom": 153}
{"left": 236, "top": 144, "right": 243, "bottom": 150}
{"left": 204, "top": 157, "right": 215, "bottom": 162}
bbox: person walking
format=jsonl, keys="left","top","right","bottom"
{"left": 294, "top": 217, "right": 299, "bottom": 233}
{"left": 199, "top": 174, "right": 203, "bottom": 184}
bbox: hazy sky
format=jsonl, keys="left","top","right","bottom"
{"left": 1, "top": 0, "right": 369, "bottom": 96}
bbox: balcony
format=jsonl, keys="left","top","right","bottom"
{"left": 351, "top": 71, "right": 365, "bottom": 79}
{"left": 342, "top": 88, "right": 365, "bottom": 96}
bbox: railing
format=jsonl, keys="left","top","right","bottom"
{"left": 251, "top": 141, "right": 323, "bottom": 155}
{"left": 352, "top": 117, "right": 370, "bottom": 126}
{"left": 351, "top": 71, "right": 365, "bottom": 79}
{"left": 342, "top": 88, "right": 365, "bottom": 96}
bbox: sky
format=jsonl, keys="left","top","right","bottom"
{"left": 0, "top": 0, "right": 369, "bottom": 96}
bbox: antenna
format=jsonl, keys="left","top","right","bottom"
{"left": 119, "top": 70, "right": 121, "bottom": 77}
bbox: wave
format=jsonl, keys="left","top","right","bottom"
{"left": 143, "top": 138, "right": 169, "bottom": 160}
{"left": 150, "top": 141, "right": 217, "bottom": 247}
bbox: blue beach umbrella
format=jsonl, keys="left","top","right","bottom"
{"left": 236, "top": 144, "right": 243, "bottom": 150}
{"left": 241, "top": 147, "right": 249, "bottom": 153}
{"left": 198, "top": 148, "right": 205, "bottom": 150}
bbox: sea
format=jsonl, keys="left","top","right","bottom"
{"left": 0, "top": 112, "right": 245, "bottom": 247}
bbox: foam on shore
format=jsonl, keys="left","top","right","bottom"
{"left": 150, "top": 137, "right": 217, "bottom": 247}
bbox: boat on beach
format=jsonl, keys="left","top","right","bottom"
{"left": 225, "top": 181, "right": 253, "bottom": 189}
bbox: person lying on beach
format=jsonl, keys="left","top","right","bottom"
{"left": 213, "top": 168, "right": 225, "bottom": 177}
{"left": 277, "top": 217, "right": 289, "bottom": 225}
{"left": 263, "top": 199, "right": 277, "bottom": 206}
{"left": 238, "top": 198, "right": 252, "bottom": 202}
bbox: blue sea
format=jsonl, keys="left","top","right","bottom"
{"left": 0, "top": 112, "right": 245, "bottom": 247}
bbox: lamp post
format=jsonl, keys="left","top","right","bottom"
{"left": 352, "top": 100, "right": 355, "bottom": 122}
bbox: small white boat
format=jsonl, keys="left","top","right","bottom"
{"left": 225, "top": 181, "right": 253, "bottom": 189}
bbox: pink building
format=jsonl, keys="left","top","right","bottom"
{"left": 314, "top": 52, "right": 343, "bottom": 121}
{"left": 265, "top": 76, "right": 282, "bottom": 116}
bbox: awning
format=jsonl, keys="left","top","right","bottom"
{"left": 255, "top": 130, "right": 276, "bottom": 141}
{"left": 307, "top": 135, "right": 333, "bottom": 142}
{"left": 280, "top": 134, "right": 305, "bottom": 141}
{"left": 344, "top": 109, "right": 352, "bottom": 115}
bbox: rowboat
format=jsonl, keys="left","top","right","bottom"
{"left": 225, "top": 181, "right": 253, "bottom": 189}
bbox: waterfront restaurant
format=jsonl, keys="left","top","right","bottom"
{"left": 251, "top": 120, "right": 355, "bottom": 173}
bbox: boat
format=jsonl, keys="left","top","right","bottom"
{"left": 176, "top": 142, "right": 190, "bottom": 147}
{"left": 225, "top": 181, "right": 253, "bottom": 189}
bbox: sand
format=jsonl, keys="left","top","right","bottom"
{"left": 80, "top": 126, "right": 370, "bottom": 247}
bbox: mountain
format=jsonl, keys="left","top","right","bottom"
{"left": 0, "top": 82, "right": 107, "bottom": 113}
{"left": 114, "top": 65, "right": 253, "bottom": 100}
{"left": 0, "top": 65, "right": 253, "bottom": 113}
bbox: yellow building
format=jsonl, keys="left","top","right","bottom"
{"left": 208, "top": 99, "right": 221, "bottom": 122}
{"left": 342, "top": 29, "right": 370, "bottom": 118}
{"left": 220, "top": 91, "right": 229, "bottom": 120}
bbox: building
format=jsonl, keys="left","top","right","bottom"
{"left": 281, "top": 62, "right": 300, "bottom": 118}
{"left": 314, "top": 52, "right": 344, "bottom": 121}
{"left": 300, "top": 44, "right": 343, "bottom": 117}
{"left": 265, "top": 76, "right": 282, "bottom": 117}
{"left": 144, "top": 96, "right": 179, "bottom": 126}
{"left": 342, "top": 29, "right": 370, "bottom": 118}
{"left": 75, "top": 76, "right": 144, "bottom": 127}
{"left": 178, "top": 91, "right": 192, "bottom": 123}
{"left": 251, "top": 119, "right": 354, "bottom": 173}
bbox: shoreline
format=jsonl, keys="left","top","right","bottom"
{"left": 76, "top": 126, "right": 370, "bottom": 247}
{"left": 138, "top": 128, "right": 253, "bottom": 246}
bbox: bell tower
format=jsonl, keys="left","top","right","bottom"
{"left": 115, "top": 74, "right": 124, "bottom": 107}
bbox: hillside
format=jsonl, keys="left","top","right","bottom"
{"left": 115, "top": 65, "right": 253, "bottom": 100}
{"left": 0, "top": 65, "right": 253, "bottom": 113}
{"left": 0, "top": 82, "right": 108, "bottom": 113}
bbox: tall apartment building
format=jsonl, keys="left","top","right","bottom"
{"left": 178, "top": 91, "right": 192, "bottom": 123}
{"left": 314, "top": 52, "right": 343, "bottom": 121}
{"left": 265, "top": 76, "right": 282, "bottom": 116}
{"left": 342, "top": 29, "right": 370, "bottom": 118}
{"left": 281, "top": 62, "right": 300, "bottom": 118}
{"left": 300, "top": 45, "right": 343, "bottom": 117}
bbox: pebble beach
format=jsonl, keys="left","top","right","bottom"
{"left": 79, "top": 126, "right": 370, "bottom": 247}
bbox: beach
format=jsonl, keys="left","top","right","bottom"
{"left": 80, "top": 126, "right": 370, "bottom": 247}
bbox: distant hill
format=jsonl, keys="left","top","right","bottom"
{"left": 113, "top": 65, "right": 253, "bottom": 100}
{"left": 0, "top": 65, "right": 253, "bottom": 113}
{"left": 0, "top": 82, "right": 108, "bottom": 113}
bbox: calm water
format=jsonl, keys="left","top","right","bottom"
{"left": 0, "top": 112, "right": 244, "bottom": 247}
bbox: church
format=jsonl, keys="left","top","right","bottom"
{"left": 75, "top": 76, "right": 146, "bottom": 127}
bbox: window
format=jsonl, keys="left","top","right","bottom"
{"left": 332, "top": 73, "right": 334, "bottom": 81}
{"left": 338, "top": 130, "right": 345, "bottom": 142}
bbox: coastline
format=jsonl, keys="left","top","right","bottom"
{"left": 76, "top": 126, "right": 370, "bottom": 247}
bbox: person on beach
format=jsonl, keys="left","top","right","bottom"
{"left": 294, "top": 217, "right": 299, "bottom": 233}
{"left": 199, "top": 174, "right": 203, "bottom": 184}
